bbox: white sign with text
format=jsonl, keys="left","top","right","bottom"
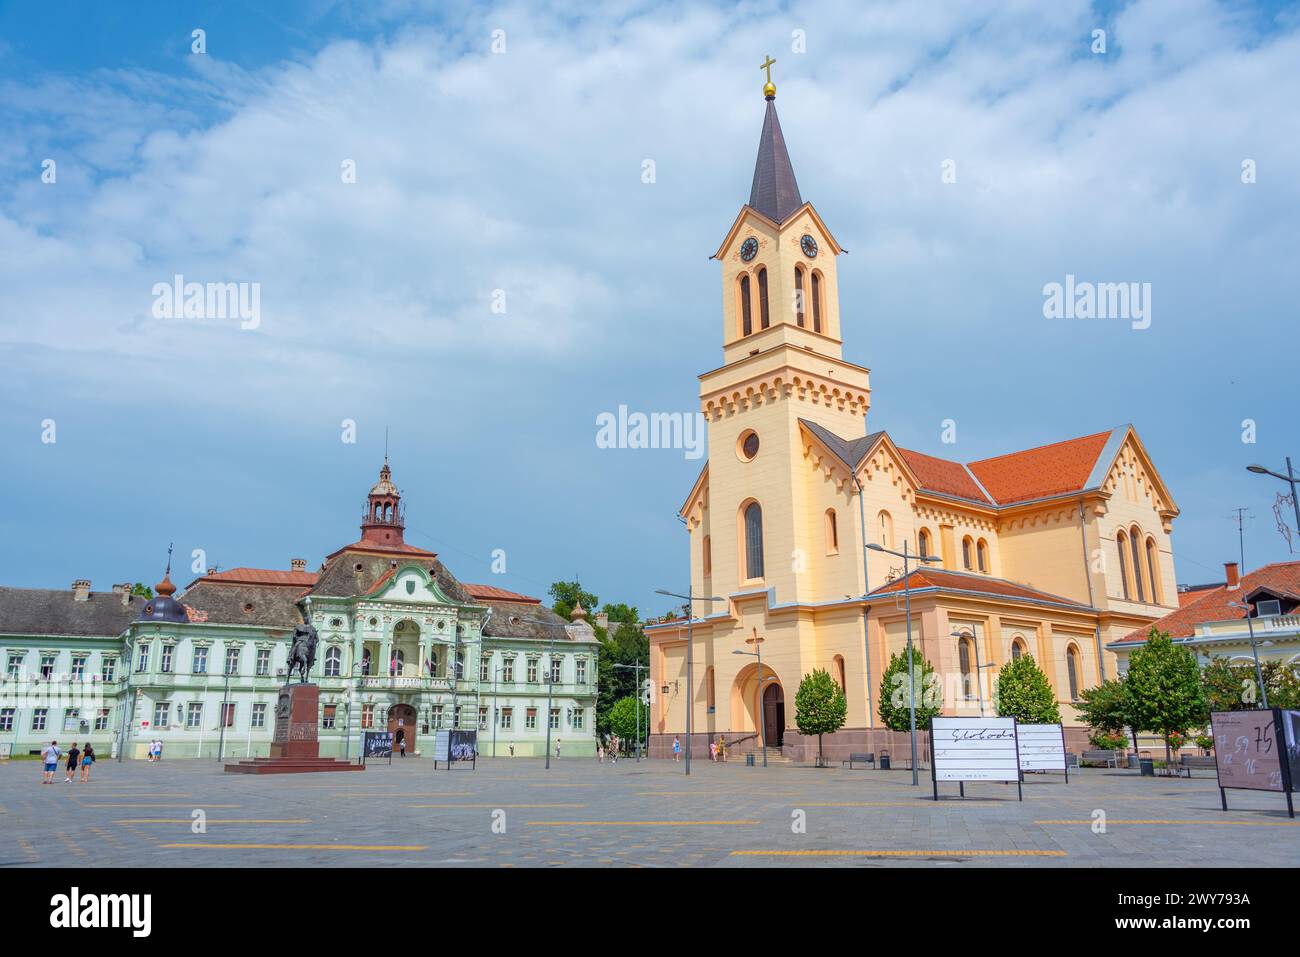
{"left": 931, "top": 716, "right": 1020, "bottom": 782}
{"left": 1017, "top": 723, "right": 1067, "bottom": 772}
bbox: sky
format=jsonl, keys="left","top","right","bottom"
{"left": 1, "top": 0, "right": 1298, "bottom": 618}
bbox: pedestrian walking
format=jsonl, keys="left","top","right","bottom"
{"left": 79, "top": 744, "right": 96, "bottom": 783}
{"left": 396, "top": 728, "right": 406, "bottom": 758}
{"left": 710, "top": 739, "right": 717, "bottom": 762}
{"left": 555, "top": 738, "right": 561, "bottom": 759}
{"left": 64, "top": 742, "right": 80, "bottom": 783}
{"left": 597, "top": 743, "right": 604, "bottom": 763}
{"left": 718, "top": 736, "right": 727, "bottom": 763}
{"left": 672, "top": 735, "right": 681, "bottom": 763}
{"left": 41, "top": 740, "right": 61, "bottom": 784}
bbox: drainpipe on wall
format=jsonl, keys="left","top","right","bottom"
{"left": 1078, "top": 497, "right": 1107, "bottom": 682}
{"left": 854, "top": 475, "right": 874, "bottom": 728}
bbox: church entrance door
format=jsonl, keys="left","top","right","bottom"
{"left": 388, "top": 703, "right": 417, "bottom": 756}
{"left": 762, "top": 683, "right": 784, "bottom": 748}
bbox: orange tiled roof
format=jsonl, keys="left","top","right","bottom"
{"left": 867, "top": 567, "right": 1090, "bottom": 608}
{"left": 325, "top": 540, "right": 438, "bottom": 560}
{"left": 198, "top": 568, "right": 319, "bottom": 587}
{"left": 967, "top": 431, "right": 1113, "bottom": 506}
{"left": 896, "top": 448, "right": 991, "bottom": 504}
{"left": 464, "top": 583, "right": 542, "bottom": 604}
{"left": 1120, "top": 562, "right": 1300, "bottom": 642}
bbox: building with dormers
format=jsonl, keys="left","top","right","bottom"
{"left": 0, "top": 461, "right": 599, "bottom": 760}
{"left": 646, "top": 78, "right": 1182, "bottom": 760}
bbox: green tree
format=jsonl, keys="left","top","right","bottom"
{"left": 1075, "top": 676, "right": 1133, "bottom": 748}
{"left": 548, "top": 580, "right": 599, "bottom": 622}
{"left": 1125, "top": 628, "right": 1207, "bottom": 766}
{"left": 608, "top": 696, "right": 645, "bottom": 749}
{"left": 794, "top": 668, "right": 847, "bottom": 766}
{"left": 877, "top": 650, "right": 942, "bottom": 733}
{"left": 601, "top": 603, "right": 640, "bottom": 626}
{"left": 594, "top": 620, "right": 650, "bottom": 737}
{"left": 1202, "top": 657, "right": 1300, "bottom": 712}
{"left": 994, "top": 654, "right": 1062, "bottom": 724}
{"left": 131, "top": 583, "right": 153, "bottom": 598}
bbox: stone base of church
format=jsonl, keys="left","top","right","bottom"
{"left": 649, "top": 725, "right": 1092, "bottom": 765}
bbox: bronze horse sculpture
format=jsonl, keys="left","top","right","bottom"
{"left": 286, "top": 621, "right": 319, "bottom": 683}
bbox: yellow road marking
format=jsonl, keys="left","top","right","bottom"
{"left": 528, "top": 820, "right": 759, "bottom": 827}
{"left": 89, "top": 826, "right": 125, "bottom": 849}
{"left": 1035, "top": 819, "right": 1300, "bottom": 826}
{"left": 333, "top": 792, "right": 472, "bottom": 798}
{"left": 408, "top": 803, "right": 586, "bottom": 809}
{"left": 114, "top": 819, "right": 311, "bottom": 825}
{"left": 16, "top": 837, "right": 38, "bottom": 861}
{"left": 161, "top": 843, "right": 427, "bottom": 851}
{"left": 732, "top": 849, "right": 1067, "bottom": 858}
{"left": 80, "top": 803, "right": 241, "bottom": 808}
{"left": 56, "top": 831, "right": 88, "bottom": 859}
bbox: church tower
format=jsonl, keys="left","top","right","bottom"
{"left": 690, "top": 62, "right": 871, "bottom": 608}
{"left": 359, "top": 458, "right": 406, "bottom": 547}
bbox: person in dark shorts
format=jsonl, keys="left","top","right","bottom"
{"left": 64, "top": 742, "right": 80, "bottom": 783}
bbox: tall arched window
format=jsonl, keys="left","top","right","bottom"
{"left": 962, "top": 536, "right": 974, "bottom": 570}
{"left": 1116, "top": 531, "right": 1131, "bottom": 599}
{"left": 705, "top": 667, "right": 716, "bottom": 713}
{"left": 743, "top": 502, "right": 764, "bottom": 580}
{"left": 918, "top": 528, "right": 932, "bottom": 560}
{"left": 325, "top": 645, "right": 341, "bottom": 677}
{"left": 958, "top": 636, "right": 974, "bottom": 699}
{"left": 702, "top": 535, "right": 712, "bottom": 576}
{"left": 833, "top": 654, "right": 846, "bottom": 691}
{"left": 811, "top": 271, "right": 823, "bottom": 333}
{"left": 1011, "top": 637, "right": 1026, "bottom": 661}
{"left": 739, "top": 274, "right": 752, "bottom": 336}
{"left": 825, "top": 508, "right": 838, "bottom": 555}
{"left": 976, "top": 539, "right": 988, "bottom": 573}
{"left": 877, "top": 510, "right": 894, "bottom": 550}
{"left": 1066, "top": 646, "right": 1081, "bottom": 700}
{"left": 1145, "top": 538, "right": 1162, "bottom": 604}
{"left": 794, "top": 265, "right": 806, "bottom": 327}
{"left": 1129, "top": 526, "right": 1145, "bottom": 602}
{"left": 757, "top": 267, "right": 770, "bottom": 329}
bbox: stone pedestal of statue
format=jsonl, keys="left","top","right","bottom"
{"left": 225, "top": 683, "right": 363, "bottom": 774}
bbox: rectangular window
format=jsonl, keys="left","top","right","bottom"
{"left": 63, "top": 708, "right": 79, "bottom": 732}
{"left": 32, "top": 708, "right": 48, "bottom": 732}
{"left": 321, "top": 705, "right": 335, "bottom": 730}
{"left": 153, "top": 702, "right": 170, "bottom": 728}
{"left": 500, "top": 707, "right": 513, "bottom": 730}
{"left": 502, "top": 658, "right": 515, "bottom": 683}
{"left": 136, "top": 644, "right": 149, "bottom": 673}
{"left": 186, "top": 702, "right": 202, "bottom": 729}
{"left": 160, "top": 645, "right": 173, "bottom": 673}
{"left": 549, "top": 707, "right": 560, "bottom": 730}
{"left": 361, "top": 704, "right": 374, "bottom": 729}
{"left": 6, "top": 654, "right": 22, "bottom": 679}
{"left": 480, "top": 656, "right": 490, "bottom": 682}
{"left": 192, "top": 647, "right": 208, "bottom": 674}
{"left": 40, "top": 655, "right": 56, "bottom": 680}
{"left": 527, "top": 659, "right": 538, "bottom": 684}
{"left": 572, "top": 708, "right": 584, "bottom": 730}
{"left": 478, "top": 706, "right": 488, "bottom": 730}
{"left": 70, "top": 656, "right": 87, "bottom": 679}
{"left": 431, "top": 705, "right": 443, "bottom": 729}
{"left": 576, "top": 659, "right": 587, "bottom": 684}
{"left": 251, "top": 703, "right": 267, "bottom": 729}
{"left": 550, "top": 658, "right": 561, "bottom": 683}
{"left": 101, "top": 658, "right": 116, "bottom": 682}
{"left": 220, "top": 703, "right": 236, "bottom": 728}
{"left": 525, "top": 707, "right": 537, "bottom": 730}
{"left": 256, "top": 648, "right": 271, "bottom": 676}
{"left": 94, "top": 709, "right": 110, "bottom": 731}
{"left": 0, "top": 708, "right": 13, "bottom": 732}
{"left": 225, "top": 647, "right": 240, "bottom": 675}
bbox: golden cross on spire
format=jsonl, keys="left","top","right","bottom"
{"left": 760, "top": 55, "right": 777, "bottom": 98}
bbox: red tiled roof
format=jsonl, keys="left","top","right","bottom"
{"left": 896, "top": 448, "right": 991, "bottom": 504}
{"left": 325, "top": 540, "right": 438, "bottom": 560}
{"left": 464, "top": 583, "right": 542, "bottom": 605}
{"left": 197, "top": 568, "right": 319, "bottom": 587}
{"left": 967, "top": 431, "right": 1112, "bottom": 506}
{"left": 868, "top": 568, "right": 1090, "bottom": 608}
{"left": 1121, "top": 562, "right": 1300, "bottom": 641}
{"left": 1177, "top": 585, "right": 1221, "bottom": 608}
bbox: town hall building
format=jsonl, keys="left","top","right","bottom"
{"left": 646, "top": 71, "right": 1182, "bottom": 760}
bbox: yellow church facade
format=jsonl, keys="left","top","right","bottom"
{"left": 646, "top": 76, "right": 1182, "bottom": 761}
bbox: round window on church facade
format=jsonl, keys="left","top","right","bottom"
{"left": 737, "top": 430, "right": 760, "bottom": 462}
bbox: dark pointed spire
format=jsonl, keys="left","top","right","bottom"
{"left": 748, "top": 89, "right": 802, "bottom": 223}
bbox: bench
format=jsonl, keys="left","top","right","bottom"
{"left": 840, "top": 752, "right": 875, "bottom": 769}
{"left": 1080, "top": 749, "right": 1122, "bottom": 768}
{"left": 1176, "top": 754, "right": 1217, "bottom": 778}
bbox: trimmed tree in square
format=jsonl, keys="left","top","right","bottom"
{"left": 1124, "top": 628, "right": 1206, "bottom": 768}
{"left": 994, "top": 654, "right": 1061, "bottom": 724}
{"left": 877, "top": 650, "right": 942, "bottom": 733}
{"left": 794, "top": 668, "right": 847, "bottom": 767}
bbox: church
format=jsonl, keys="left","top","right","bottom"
{"left": 0, "top": 461, "right": 600, "bottom": 760}
{"left": 645, "top": 69, "right": 1182, "bottom": 761}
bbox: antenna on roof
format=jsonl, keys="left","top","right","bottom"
{"left": 1227, "top": 507, "right": 1254, "bottom": 571}
{"left": 165, "top": 541, "right": 173, "bottom": 576}
{"left": 384, "top": 426, "right": 389, "bottom": 464}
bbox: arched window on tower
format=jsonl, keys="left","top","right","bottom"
{"left": 1066, "top": 645, "right": 1081, "bottom": 700}
{"left": 958, "top": 636, "right": 974, "bottom": 700}
{"left": 325, "top": 645, "right": 341, "bottom": 677}
{"left": 794, "top": 265, "right": 806, "bottom": 327}
{"left": 743, "top": 502, "right": 765, "bottom": 580}
{"left": 739, "top": 274, "right": 753, "bottom": 337}
{"left": 702, "top": 535, "right": 712, "bottom": 577}
{"left": 877, "top": 510, "right": 894, "bottom": 550}
{"left": 962, "top": 536, "right": 974, "bottom": 570}
{"left": 1129, "top": 525, "right": 1146, "bottom": 602}
{"left": 833, "top": 654, "right": 846, "bottom": 692}
{"left": 757, "top": 267, "right": 770, "bottom": 329}
{"left": 918, "top": 528, "right": 932, "bottom": 560}
{"left": 705, "top": 667, "right": 716, "bottom": 714}
{"left": 977, "top": 538, "right": 989, "bottom": 573}
{"left": 825, "top": 508, "right": 838, "bottom": 555}
{"left": 1145, "top": 537, "right": 1162, "bottom": 605}
{"left": 811, "top": 271, "right": 823, "bottom": 333}
{"left": 1116, "top": 530, "right": 1131, "bottom": 599}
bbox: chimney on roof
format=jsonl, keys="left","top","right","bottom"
{"left": 291, "top": 559, "right": 307, "bottom": 573}
{"left": 1225, "top": 562, "right": 1240, "bottom": 589}
{"left": 596, "top": 612, "right": 609, "bottom": 631}
{"left": 72, "top": 580, "right": 91, "bottom": 601}
{"left": 111, "top": 583, "right": 132, "bottom": 606}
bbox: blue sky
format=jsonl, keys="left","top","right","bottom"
{"left": 1, "top": 0, "right": 1298, "bottom": 616}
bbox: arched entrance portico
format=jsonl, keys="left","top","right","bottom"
{"left": 762, "top": 682, "right": 785, "bottom": 748}
{"left": 388, "top": 703, "right": 417, "bottom": 756}
{"left": 730, "top": 664, "right": 785, "bottom": 750}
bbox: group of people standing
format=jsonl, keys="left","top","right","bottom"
{"left": 146, "top": 739, "right": 164, "bottom": 761}
{"left": 667, "top": 735, "right": 728, "bottom": 762}
{"left": 39, "top": 740, "right": 95, "bottom": 784}
{"left": 597, "top": 734, "right": 621, "bottom": 763}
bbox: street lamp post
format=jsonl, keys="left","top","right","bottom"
{"left": 1228, "top": 601, "right": 1270, "bottom": 709}
{"left": 868, "top": 541, "right": 942, "bottom": 786}
{"left": 1248, "top": 458, "right": 1300, "bottom": 551}
{"left": 544, "top": 637, "right": 558, "bottom": 770}
{"left": 614, "top": 661, "right": 648, "bottom": 761}
{"left": 491, "top": 665, "right": 503, "bottom": 758}
{"left": 217, "top": 651, "right": 235, "bottom": 762}
{"left": 732, "top": 629, "right": 769, "bottom": 767}
{"left": 655, "top": 588, "right": 725, "bottom": 776}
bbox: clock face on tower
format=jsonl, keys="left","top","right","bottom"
{"left": 800, "top": 234, "right": 818, "bottom": 258}
{"left": 740, "top": 237, "right": 758, "bottom": 262}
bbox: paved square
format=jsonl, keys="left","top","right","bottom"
{"left": 2, "top": 756, "right": 1296, "bottom": 867}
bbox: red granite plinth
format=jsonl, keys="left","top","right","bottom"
{"left": 224, "top": 683, "right": 364, "bottom": 774}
